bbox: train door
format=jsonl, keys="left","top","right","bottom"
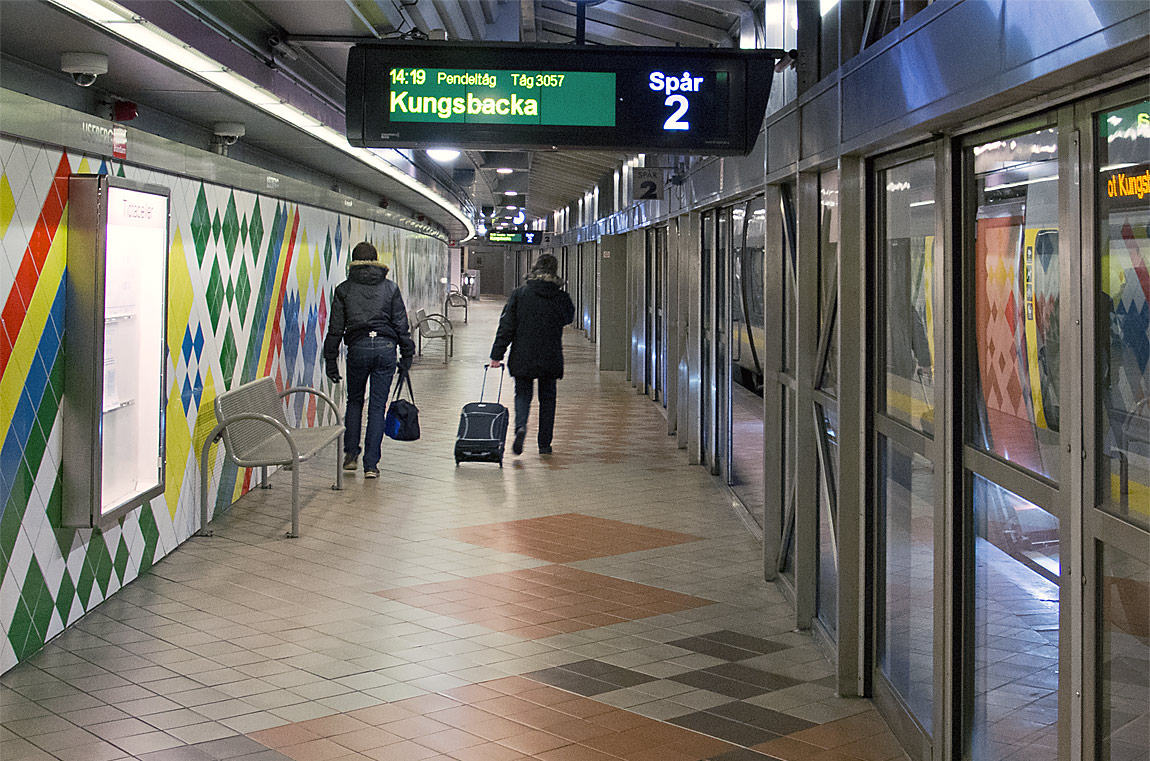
{"left": 728, "top": 197, "right": 767, "bottom": 526}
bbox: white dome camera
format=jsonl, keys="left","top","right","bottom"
{"left": 213, "top": 122, "right": 246, "bottom": 146}
{"left": 61, "top": 52, "right": 108, "bottom": 87}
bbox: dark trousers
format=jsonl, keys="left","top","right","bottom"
{"left": 344, "top": 337, "right": 397, "bottom": 469}
{"left": 514, "top": 376, "right": 558, "bottom": 448}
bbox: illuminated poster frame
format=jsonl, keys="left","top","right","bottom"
{"left": 64, "top": 175, "right": 169, "bottom": 528}
{"left": 347, "top": 42, "right": 788, "bottom": 155}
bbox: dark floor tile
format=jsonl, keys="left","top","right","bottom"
{"left": 706, "top": 702, "right": 817, "bottom": 734}
{"left": 698, "top": 631, "right": 788, "bottom": 656}
{"left": 667, "top": 637, "right": 762, "bottom": 662}
{"left": 192, "top": 736, "right": 269, "bottom": 759}
{"left": 525, "top": 667, "right": 618, "bottom": 696}
{"left": 704, "top": 663, "right": 802, "bottom": 692}
{"left": 706, "top": 749, "right": 781, "bottom": 761}
{"left": 559, "top": 660, "right": 657, "bottom": 688}
{"left": 669, "top": 670, "right": 768, "bottom": 699}
{"left": 671, "top": 711, "right": 781, "bottom": 747}
{"left": 813, "top": 674, "right": 839, "bottom": 689}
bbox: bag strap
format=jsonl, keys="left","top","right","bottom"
{"left": 393, "top": 368, "right": 415, "bottom": 403}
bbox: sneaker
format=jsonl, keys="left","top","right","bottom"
{"left": 539, "top": 445, "right": 553, "bottom": 455}
{"left": 512, "top": 427, "right": 526, "bottom": 455}
{"left": 343, "top": 454, "right": 358, "bottom": 471}
{"left": 364, "top": 467, "right": 379, "bottom": 479}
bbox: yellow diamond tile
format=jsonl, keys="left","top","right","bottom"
{"left": 0, "top": 173, "right": 14, "bottom": 239}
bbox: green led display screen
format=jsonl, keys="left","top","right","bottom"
{"left": 388, "top": 68, "right": 615, "bottom": 127}
{"left": 347, "top": 42, "right": 784, "bottom": 155}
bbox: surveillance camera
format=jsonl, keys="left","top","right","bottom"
{"left": 213, "top": 122, "right": 246, "bottom": 145}
{"left": 61, "top": 52, "right": 108, "bottom": 87}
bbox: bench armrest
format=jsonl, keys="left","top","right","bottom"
{"left": 280, "top": 386, "right": 340, "bottom": 420}
{"left": 418, "top": 313, "right": 453, "bottom": 333}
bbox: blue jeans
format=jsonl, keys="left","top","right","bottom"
{"left": 514, "top": 376, "right": 558, "bottom": 449}
{"left": 344, "top": 337, "right": 397, "bottom": 469}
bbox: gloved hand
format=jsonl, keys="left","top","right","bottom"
{"left": 326, "top": 360, "right": 341, "bottom": 383}
{"left": 399, "top": 355, "right": 413, "bottom": 373}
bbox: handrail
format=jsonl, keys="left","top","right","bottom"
{"left": 198, "top": 412, "right": 302, "bottom": 538}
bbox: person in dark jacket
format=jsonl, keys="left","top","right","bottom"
{"left": 490, "top": 254, "right": 576, "bottom": 456}
{"left": 324, "top": 241, "right": 415, "bottom": 478}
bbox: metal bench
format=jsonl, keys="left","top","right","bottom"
{"left": 198, "top": 377, "right": 344, "bottom": 538}
{"left": 444, "top": 288, "right": 468, "bottom": 323}
{"left": 414, "top": 307, "right": 454, "bottom": 364}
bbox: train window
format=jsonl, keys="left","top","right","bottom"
{"left": 969, "top": 128, "right": 1061, "bottom": 481}
{"left": 818, "top": 170, "right": 840, "bottom": 396}
{"left": 881, "top": 157, "right": 936, "bottom": 435}
{"left": 1096, "top": 99, "right": 1150, "bottom": 531}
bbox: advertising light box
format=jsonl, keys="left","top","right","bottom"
{"left": 347, "top": 42, "right": 786, "bottom": 155}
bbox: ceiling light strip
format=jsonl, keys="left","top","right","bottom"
{"left": 47, "top": 0, "right": 475, "bottom": 241}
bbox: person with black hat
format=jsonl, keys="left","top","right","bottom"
{"left": 489, "top": 254, "right": 576, "bottom": 456}
{"left": 323, "top": 241, "right": 415, "bottom": 478}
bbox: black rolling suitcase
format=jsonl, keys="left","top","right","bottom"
{"left": 454, "top": 365, "right": 509, "bottom": 467}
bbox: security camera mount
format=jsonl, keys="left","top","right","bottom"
{"left": 62, "top": 52, "right": 108, "bottom": 87}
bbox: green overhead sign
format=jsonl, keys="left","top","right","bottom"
{"left": 389, "top": 68, "right": 616, "bottom": 127}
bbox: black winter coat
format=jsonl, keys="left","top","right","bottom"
{"left": 323, "top": 262, "right": 415, "bottom": 370}
{"left": 490, "top": 274, "right": 576, "bottom": 379}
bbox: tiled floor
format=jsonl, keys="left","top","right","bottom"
{"left": 0, "top": 299, "right": 910, "bottom": 761}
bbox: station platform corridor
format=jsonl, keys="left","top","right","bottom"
{"left": 1, "top": 299, "right": 910, "bottom": 761}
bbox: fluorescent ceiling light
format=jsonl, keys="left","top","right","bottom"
{"left": 909, "top": 200, "right": 935, "bottom": 208}
{"left": 504, "top": 190, "right": 518, "bottom": 196}
{"left": 496, "top": 168, "right": 514, "bottom": 174}
{"left": 427, "top": 149, "right": 460, "bottom": 162}
{"left": 820, "top": 0, "right": 839, "bottom": 15}
{"left": 44, "top": 0, "right": 476, "bottom": 242}
{"left": 505, "top": 205, "right": 517, "bottom": 210}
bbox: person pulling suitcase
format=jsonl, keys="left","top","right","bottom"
{"left": 489, "top": 254, "right": 575, "bottom": 456}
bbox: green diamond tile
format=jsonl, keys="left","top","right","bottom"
{"left": 240, "top": 214, "right": 249, "bottom": 246}
{"left": 8, "top": 597, "right": 37, "bottom": 661}
{"left": 85, "top": 535, "right": 114, "bottom": 598}
{"left": 211, "top": 209, "right": 222, "bottom": 244}
{"left": 45, "top": 472, "right": 63, "bottom": 531}
{"left": 236, "top": 258, "right": 252, "bottom": 322}
{"left": 75, "top": 555, "right": 95, "bottom": 608}
{"left": 0, "top": 501, "right": 22, "bottom": 562}
{"left": 22, "top": 558, "right": 53, "bottom": 640}
{"left": 220, "top": 326, "right": 237, "bottom": 389}
{"left": 55, "top": 571, "right": 76, "bottom": 624}
{"left": 323, "top": 233, "right": 333, "bottom": 270}
{"left": 248, "top": 199, "right": 264, "bottom": 253}
{"left": 190, "top": 185, "right": 211, "bottom": 266}
{"left": 226, "top": 280, "right": 235, "bottom": 308}
{"left": 23, "top": 422, "right": 47, "bottom": 477}
{"left": 206, "top": 258, "right": 225, "bottom": 332}
{"left": 6, "top": 459, "right": 34, "bottom": 522}
{"left": 137, "top": 505, "right": 159, "bottom": 574}
{"left": 46, "top": 351, "right": 64, "bottom": 405}
{"left": 113, "top": 536, "right": 130, "bottom": 584}
{"left": 222, "top": 192, "right": 240, "bottom": 261}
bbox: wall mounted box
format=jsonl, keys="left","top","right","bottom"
{"left": 63, "top": 175, "right": 170, "bottom": 528}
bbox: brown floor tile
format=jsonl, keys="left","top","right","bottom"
{"left": 536, "top": 744, "right": 619, "bottom": 761}
{"left": 279, "top": 737, "right": 360, "bottom": 761}
{"left": 753, "top": 736, "right": 862, "bottom": 761}
{"left": 497, "top": 728, "right": 571, "bottom": 754}
{"left": 786, "top": 711, "right": 886, "bottom": 749}
{"left": 348, "top": 703, "right": 419, "bottom": 726}
{"left": 363, "top": 739, "right": 440, "bottom": 761}
{"left": 447, "top": 513, "right": 702, "bottom": 562}
{"left": 415, "top": 727, "right": 486, "bottom": 753}
{"left": 448, "top": 742, "right": 533, "bottom": 761}
{"left": 250, "top": 723, "right": 322, "bottom": 748}
{"left": 331, "top": 726, "right": 404, "bottom": 752}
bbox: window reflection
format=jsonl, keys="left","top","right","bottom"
{"left": 971, "top": 475, "right": 1059, "bottom": 760}
{"left": 970, "top": 129, "right": 1061, "bottom": 480}
{"left": 1099, "top": 544, "right": 1150, "bottom": 761}
{"left": 819, "top": 170, "right": 839, "bottom": 396}
{"left": 817, "top": 405, "right": 838, "bottom": 637}
{"left": 1097, "top": 100, "right": 1150, "bottom": 531}
{"left": 883, "top": 159, "right": 936, "bottom": 435}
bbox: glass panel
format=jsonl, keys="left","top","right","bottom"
{"left": 971, "top": 475, "right": 1060, "bottom": 761}
{"left": 883, "top": 158, "right": 936, "bottom": 435}
{"left": 780, "top": 384, "right": 796, "bottom": 583}
{"left": 878, "top": 437, "right": 934, "bottom": 731}
{"left": 1098, "top": 543, "right": 1150, "bottom": 761}
{"left": 731, "top": 201, "right": 766, "bottom": 525}
{"left": 717, "top": 210, "right": 730, "bottom": 475}
{"left": 819, "top": 170, "right": 840, "bottom": 396}
{"left": 1097, "top": 100, "right": 1150, "bottom": 531}
{"left": 817, "top": 404, "right": 839, "bottom": 637}
{"left": 701, "top": 212, "right": 714, "bottom": 459}
{"left": 970, "top": 128, "right": 1061, "bottom": 480}
{"left": 102, "top": 186, "right": 167, "bottom": 515}
{"left": 782, "top": 185, "right": 798, "bottom": 375}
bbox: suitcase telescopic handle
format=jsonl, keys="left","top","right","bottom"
{"left": 481, "top": 363, "right": 504, "bottom": 403}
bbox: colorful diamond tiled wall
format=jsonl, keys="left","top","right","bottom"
{"left": 0, "top": 136, "right": 448, "bottom": 673}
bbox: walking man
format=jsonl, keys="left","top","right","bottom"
{"left": 324, "top": 241, "right": 414, "bottom": 478}
{"left": 490, "top": 254, "right": 575, "bottom": 456}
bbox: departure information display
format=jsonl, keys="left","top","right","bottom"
{"left": 388, "top": 68, "right": 615, "bottom": 126}
{"left": 487, "top": 231, "right": 541, "bottom": 244}
{"left": 347, "top": 42, "right": 785, "bottom": 155}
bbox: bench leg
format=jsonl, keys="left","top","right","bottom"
{"left": 288, "top": 459, "right": 300, "bottom": 538}
{"left": 197, "top": 434, "right": 216, "bottom": 537}
{"left": 260, "top": 466, "right": 271, "bottom": 489}
{"left": 333, "top": 432, "right": 344, "bottom": 491}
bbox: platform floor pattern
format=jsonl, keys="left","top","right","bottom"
{"left": 0, "top": 299, "right": 909, "bottom": 761}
